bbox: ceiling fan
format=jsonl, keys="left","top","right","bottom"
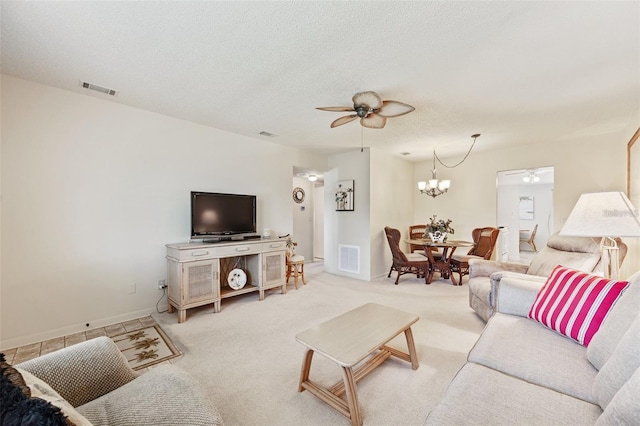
{"left": 316, "top": 91, "right": 415, "bottom": 129}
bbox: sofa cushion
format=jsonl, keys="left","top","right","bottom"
{"left": 526, "top": 248, "right": 600, "bottom": 277}
{"left": 596, "top": 366, "right": 640, "bottom": 425}
{"left": 588, "top": 271, "right": 640, "bottom": 370}
{"left": 19, "top": 368, "right": 93, "bottom": 426}
{"left": 525, "top": 233, "right": 601, "bottom": 276}
{"left": 425, "top": 363, "right": 602, "bottom": 425}
{"left": 17, "top": 336, "right": 139, "bottom": 408}
{"left": 592, "top": 312, "right": 640, "bottom": 408}
{"left": 529, "top": 266, "right": 629, "bottom": 346}
{"left": 78, "top": 364, "right": 222, "bottom": 426}
{"left": 468, "top": 312, "right": 598, "bottom": 402}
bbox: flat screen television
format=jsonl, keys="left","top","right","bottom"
{"left": 191, "top": 192, "right": 257, "bottom": 240}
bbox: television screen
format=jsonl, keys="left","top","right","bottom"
{"left": 191, "top": 192, "right": 256, "bottom": 239}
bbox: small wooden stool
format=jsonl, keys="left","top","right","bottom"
{"left": 286, "top": 254, "right": 306, "bottom": 289}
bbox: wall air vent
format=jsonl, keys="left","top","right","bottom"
{"left": 338, "top": 244, "right": 360, "bottom": 274}
{"left": 81, "top": 81, "right": 118, "bottom": 96}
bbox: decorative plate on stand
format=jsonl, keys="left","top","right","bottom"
{"left": 227, "top": 268, "right": 247, "bottom": 290}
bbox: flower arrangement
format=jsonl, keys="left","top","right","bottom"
{"left": 426, "top": 215, "right": 455, "bottom": 235}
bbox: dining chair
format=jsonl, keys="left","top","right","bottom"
{"left": 384, "top": 226, "right": 429, "bottom": 284}
{"left": 450, "top": 227, "right": 500, "bottom": 284}
{"left": 408, "top": 224, "right": 441, "bottom": 256}
{"left": 519, "top": 224, "right": 538, "bottom": 252}
{"left": 408, "top": 225, "right": 427, "bottom": 253}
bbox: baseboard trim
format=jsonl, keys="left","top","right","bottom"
{"left": 0, "top": 308, "right": 158, "bottom": 350}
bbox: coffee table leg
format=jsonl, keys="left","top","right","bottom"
{"left": 341, "top": 366, "right": 363, "bottom": 426}
{"left": 298, "top": 349, "right": 314, "bottom": 392}
{"left": 404, "top": 327, "right": 420, "bottom": 370}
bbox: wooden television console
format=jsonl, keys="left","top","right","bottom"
{"left": 166, "top": 238, "right": 287, "bottom": 323}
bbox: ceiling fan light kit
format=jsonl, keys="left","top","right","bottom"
{"left": 317, "top": 91, "right": 415, "bottom": 129}
{"left": 523, "top": 170, "right": 541, "bottom": 183}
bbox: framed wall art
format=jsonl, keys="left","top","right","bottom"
{"left": 519, "top": 196, "right": 534, "bottom": 220}
{"left": 335, "top": 180, "right": 354, "bottom": 211}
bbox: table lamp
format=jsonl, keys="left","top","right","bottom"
{"left": 560, "top": 192, "right": 640, "bottom": 280}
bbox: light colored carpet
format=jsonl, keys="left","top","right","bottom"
{"left": 153, "top": 264, "right": 486, "bottom": 426}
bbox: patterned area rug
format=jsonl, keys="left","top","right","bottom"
{"left": 111, "top": 325, "right": 181, "bottom": 370}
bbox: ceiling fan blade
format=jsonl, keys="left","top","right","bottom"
{"left": 352, "top": 91, "right": 382, "bottom": 109}
{"left": 360, "top": 113, "right": 386, "bottom": 129}
{"left": 316, "top": 106, "right": 355, "bottom": 112}
{"left": 376, "top": 100, "right": 415, "bottom": 117}
{"left": 330, "top": 114, "right": 358, "bottom": 128}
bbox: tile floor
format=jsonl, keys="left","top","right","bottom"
{"left": 3, "top": 316, "right": 181, "bottom": 371}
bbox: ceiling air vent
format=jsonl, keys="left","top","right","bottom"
{"left": 259, "top": 131, "right": 276, "bottom": 137}
{"left": 81, "top": 81, "right": 117, "bottom": 96}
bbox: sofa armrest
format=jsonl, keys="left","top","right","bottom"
{"left": 17, "top": 336, "right": 138, "bottom": 407}
{"left": 469, "top": 259, "right": 529, "bottom": 278}
{"left": 496, "top": 275, "right": 547, "bottom": 317}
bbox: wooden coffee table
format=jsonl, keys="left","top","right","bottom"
{"left": 295, "top": 303, "right": 419, "bottom": 426}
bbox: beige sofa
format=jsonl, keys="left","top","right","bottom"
{"left": 468, "top": 233, "right": 627, "bottom": 321}
{"left": 426, "top": 270, "right": 640, "bottom": 424}
{"left": 12, "top": 336, "right": 223, "bottom": 425}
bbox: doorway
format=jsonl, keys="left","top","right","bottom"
{"left": 496, "top": 167, "right": 554, "bottom": 262}
{"left": 292, "top": 167, "right": 325, "bottom": 263}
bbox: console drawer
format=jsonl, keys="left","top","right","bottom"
{"left": 262, "top": 241, "right": 287, "bottom": 252}
{"left": 216, "top": 243, "right": 261, "bottom": 257}
{"left": 167, "top": 246, "right": 219, "bottom": 261}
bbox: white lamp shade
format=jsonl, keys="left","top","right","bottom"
{"left": 418, "top": 181, "right": 427, "bottom": 191}
{"left": 428, "top": 179, "right": 438, "bottom": 189}
{"left": 439, "top": 180, "right": 451, "bottom": 190}
{"left": 560, "top": 192, "right": 640, "bottom": 237}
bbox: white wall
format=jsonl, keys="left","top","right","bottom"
{"left": 325, "top": 150, "right": 371, "bottom": 280}
{"left": 313, "top": 183, "right": 324, "bottom": 260}
{"left": 414, "top": 129, "right": 639, "bottom": 278}
{"left": 0, "top": 76, "right": 327, "bottom": 348}
{"left": 369, "top": 149, "right": 415, "bottom": 279}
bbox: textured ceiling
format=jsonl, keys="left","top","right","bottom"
{"left": 1, "top": 1, "right": 638, "bottom": 161}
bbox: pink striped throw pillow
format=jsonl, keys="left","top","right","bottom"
{"left": 529, "top": 265, "right": 629, "bottom": 346}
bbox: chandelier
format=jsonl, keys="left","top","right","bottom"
{"left": 418, "top": 134, "right": 480, "bottom": 198}
{"left": 418, "top": 149, "right": 451, "bottom": 197}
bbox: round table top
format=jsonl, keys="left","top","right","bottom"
{"left": 405, "top": 239, "right": 474, "bottom": 248}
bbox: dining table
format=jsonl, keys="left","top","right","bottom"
{"left": 405, "top": 239, "right": 474, "bottom": 286}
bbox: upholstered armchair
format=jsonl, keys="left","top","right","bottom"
{"left": 467, "top": 232, "right": 628, "bottom": 321}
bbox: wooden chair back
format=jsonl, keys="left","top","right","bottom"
{"left": 529, "top": 224, "right": 538, "bottom": 242}
{"left": 469, "top": 227, "right": 500, "bottom": 259}
{"left": 408, "top": 224, "right": 427, "bottom": 253}
{"left": 385, "top": 226, "right": 409, "bottom": 263}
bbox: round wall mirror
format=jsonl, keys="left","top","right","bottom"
{"left": 292, "top": 187, "right": 305, "bottom": 203}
